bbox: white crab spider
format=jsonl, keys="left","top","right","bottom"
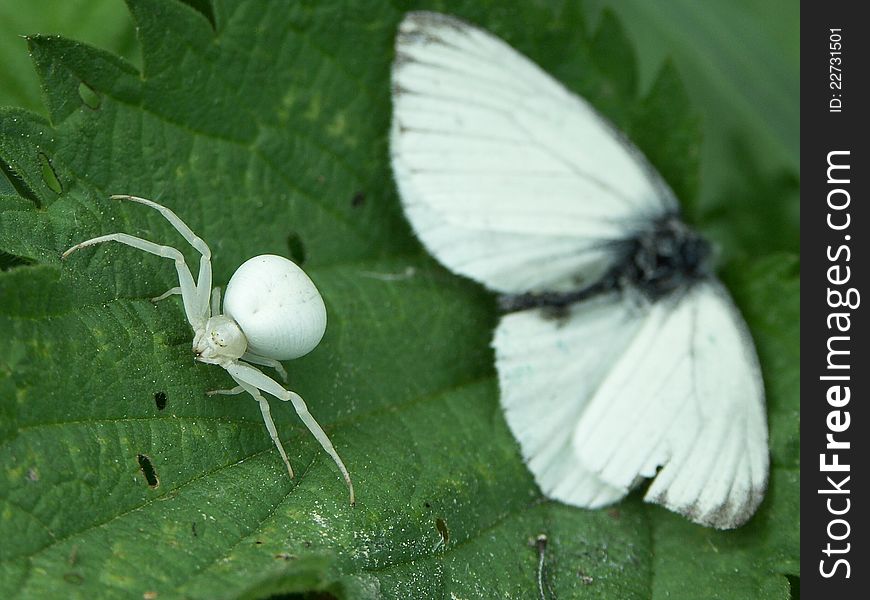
{"left": 62, "top": 195, "right": 354, "bottom": 504}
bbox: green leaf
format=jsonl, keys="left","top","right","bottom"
{"left": 0, "top": 1, "right": 799, "bottom": 599}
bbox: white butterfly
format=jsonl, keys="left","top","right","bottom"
{"left": 390, "top": 11, "right": 768, "bottom": 529}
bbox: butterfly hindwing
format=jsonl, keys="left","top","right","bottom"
{"left": 571, "top": 283, "right": 768, "bottom": 528}
{"left": 494, "top": 293, "right": 642, "bottom": 508}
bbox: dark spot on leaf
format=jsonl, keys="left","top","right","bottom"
{"left": 191, "top": 521, "right": 198, "bottom": 537}
{"left": 351, "top": 191, "right": 365, "bottom": 207}
{"left": 254, "top": 540, "right": 263, "bottom": 545}
{"left": 423, "top": 501, "right": 431, "bottom": 509}
{"left": 77, "top": 82, "right": 101, "bottom": 109}
{"left": 38, "top": 152, "right": 62, "bottom": 194}
{"left": 137, "top": 454, "right": 159, "bottom": 488}
{"left": 63, "top": 573, "right": 84, "bottom": 585}
{"left": 607, "top": 508, "right": 621, "bottom": 520}
{"left": 0, "top": 162, "right": 41, "bottom": 207}
{"left": 435, "top": 517, "right": 449, "bottom": 547}
{"left": 787, "top": 574, "right": 799, "bottom": 600}
{"left": 286, "top": 232, "right": 306, "bottom": 265}
{"left": 578, "top": 571, "right": 594, "bottom": 585}
{"left": 154, "top": 391, "right": 167, "bottom": 410}
{"left": 274, "top": 552, "right": 296, "bottom": 561}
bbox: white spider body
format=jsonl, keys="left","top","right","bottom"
{"left": 63, "top": 195, "right": 354, "bottom": 504}
{"left": 223, "top": 255, "right": 327, "bottom": 360}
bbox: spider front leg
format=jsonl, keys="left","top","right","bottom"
{"left": 111, "top": 195, "right": 213, "bottom": 317}
{"left": 206, "top": 385, "right": 244, "bottom": 396}
{"left": 63, "top": 233, "right": 206, "bottom": 330}
{"left": 63, "top": 196, "right": 215, "bottom": 329}
{"left": 152, "top": 287, "right": 182, "bottom": 303}
{"left": 226, "top": 361, "right": 354, "bottom": 505}
{"left": 210, "top": 286, "right": 222, "bottom": 317}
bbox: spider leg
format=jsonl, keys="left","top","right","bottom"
{"left": 206, "top": 385, "right": 244, "bottom": 396}
{"left": 152, "top": 286, "right": 182, "bottom": 303}
{"left": 241, "top": 351, "right": 288, "bottom": 382}
{"left": 210, "top": 286, "right": 222, "bottom": 317}
{"left": 230, "top": 376, "right": 294, "bottom": 478}
{"left": 227, "top": 361, "right": 354, "bottom": 505}
{"left": 111, "top": 195, "right": 212, "bottom": 321}
{"left": 63, "top": 233, "right": 206, "bottom": 330}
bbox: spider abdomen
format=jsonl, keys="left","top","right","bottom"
{"left": 223, "top": 254, "right": 327, "bottom": 360}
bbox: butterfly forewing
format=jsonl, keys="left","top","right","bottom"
{"left": 391, "top": 11, "right": 674, "bottom": 294}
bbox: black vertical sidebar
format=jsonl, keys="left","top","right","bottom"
{"left": 802, "top": 2, "right": 868, "bottom": 597}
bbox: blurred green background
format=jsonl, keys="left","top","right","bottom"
{"left": 0, "top": 0, "right": 139, "bottom": 110}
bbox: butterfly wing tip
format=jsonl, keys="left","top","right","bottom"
{"left": 399, "top": 11, "right": 436, "bottom": 32}
{"left": 400, "top": 11, "right": 471, "bottom": 35}
{"left": 646, "top": 484, "right": 767, "bottom": 529}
